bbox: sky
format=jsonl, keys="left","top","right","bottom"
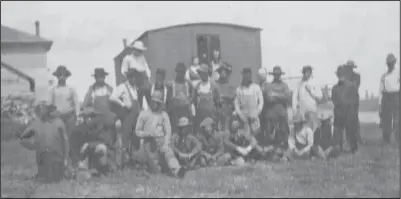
{"left": 1, "top": 1, "right": 400, "bottom": 100}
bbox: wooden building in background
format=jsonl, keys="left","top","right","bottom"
{"left": 114, "top": 22, "right": 262, "bottom": 86}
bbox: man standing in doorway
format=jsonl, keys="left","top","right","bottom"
{"left": 234, "top": 68, "right": 264, "bottom": 136}
{"left": 48, "top": 65, "right": 81, "bottom": 165}
{"left": 121, "top": 40, "right": 152, "bottom": 110}
{"left": 379, "top": 53, "right": 399, "bottom": 145}
{"left": 292, "top": 65, "right": 324, "bottom": 133}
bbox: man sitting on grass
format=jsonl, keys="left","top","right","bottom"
{"left": 19, "top": 102, "right": 69, "bottom": 183}
{"left": 76, "top": 107, "right": 118, "bottom": 177}
{"left": 313, "top": 116, "right": 341, "bottom": 160}
{"left": 171, "top": 117, "right": 202, "bottom": 170}
{"left": 224, "top": 115, "right": 264, "bottom": 165}
{"left": 284, "top": 113, "right": 314, "bottom": 160}
{"left": 197, "top": 117, "right": 231, "bottom": 166}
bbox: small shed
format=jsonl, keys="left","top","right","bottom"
{"left": 114, "top": 22, "right": 262, "bottom": 86}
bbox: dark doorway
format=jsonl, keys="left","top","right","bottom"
{"left": 196, "top": 34, "right": 220, "bottom": 65}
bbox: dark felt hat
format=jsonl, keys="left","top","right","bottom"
{"left": 92, "top": 68, "right": 109, "bottom": 77}
{"left": 269, "top": 66, "right": 285, "bottom": 75}
{"left": 156, "top": 68, "right": 166, "bottom": 76}
{"left": 345, "top": 60, "right": 357, "bottom": 68}
{"left": 301, "top": 65, "right": 313, "bottom": 73}
{"left": 52, "top": 65, "right": 71, "bottom": 77}
{"left": 175, "top": 62, "right": 187, "bottom": 72}
{"left": 242, "top": 68, "right": 252, "bottom": 74}
{"left": 386, "top": 53, "right": 397, "bottom": 63}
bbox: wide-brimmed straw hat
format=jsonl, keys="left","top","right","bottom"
{"left": 177, "top": 117, "right": 190, "bottom": 127}
{"left": 200, "top": 117, "right": 214, "bottom": 128}
{"left": 197, "top": 64, "right": 210, "bottom": 74}
{"left": 52, "top": 65, "right": 71, "bottom": 77}
{"left": 127, "top": 40, "right": 147, "bottom": 51}
{"left": 269, "top": 66, "right": 285, "bottom": 75}
{"left": 345, "top": 60, "right": 357, "bottom": 69}
{"left": 92, "top": 68, "right": 109, "bottom": 77}
{"left": 386, "top": 53, "right": 397, "bottom": 64}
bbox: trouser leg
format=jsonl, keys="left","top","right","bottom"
{"left": 381, "top": 95, "right": 393, "bottom": 143}
{"left": 278, "top": 116, "right": 290, "bottom": 149}
{"left": 345, "top": 115, "right": 358, "bottom": 153}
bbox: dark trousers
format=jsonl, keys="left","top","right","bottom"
{"left": 137, "top": 80, "right": 152, "bottom": 109}
{"left": 333, "top": 106, "right": 358, "bottom": 152}
{"left": 263, "top": 115, "right": 289, "bottom": 149}
{"left": 380, "top": 92, "right": 399, "bottom": 143}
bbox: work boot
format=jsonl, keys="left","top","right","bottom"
{"left": 176, "top": 167, "right": 187, "bottom": 179}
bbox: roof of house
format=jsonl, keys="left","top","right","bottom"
{"left": 114, "top": 22, "right": 262, "bottom": 60}
{"left": 1, "top": 61, "right": 35, "bottom": 88}
{"left": 1, "top": 25, "right": 53, "bottom": 49}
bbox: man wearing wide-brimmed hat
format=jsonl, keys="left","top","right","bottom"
{"left": 331, "top": 65, "right": 359, "bottom": 153}
{"left": 379, "top": 53, "right": 399, "bottom": 144}
{"left": 167, "top": 63, "right": 194, "bottom": 133}
{"left": 261, "top": 66, "right": 291, "bottom": 154}
{"left": 48, "top": 65, "right": 81, "bottom": 165}
{"left": 121, "top": 40, "right": 152, "bottom": 111}
{"left": 343, "top": 60, "right": 362, "bottom": 144}
{"left": 292, "top": 65, "right": 324, "bottom": 133}
{"left": 215, "top": 62, "right": 236, "bottom": 131}
{"left": 135, "top": 91, "right": 187, "bottom": 178}
{"left": 83, "top": 68, "right": 114, "bottom": 114}
{"left": 193, "top": 64, "right": 221, "bottom": 133}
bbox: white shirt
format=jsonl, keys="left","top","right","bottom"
{"left": 292, "top": 77, "right": 323, "bottom": 114}
{"left": 121, "top": 54, "right": 151, "bottom": 78}
{"left": 109, "top": 82, "right": 139, "bottom": 109}
{"left": 288, "top": 126, "right": 314, "bottom": 150}
{"left": 379, "top": 69, "right": 400, "bottom": 103}
{"left": 185, "top": 65, "right": 201, "bottom": 88}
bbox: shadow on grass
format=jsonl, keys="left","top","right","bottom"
{"left": 1, "top": 123, "right": 399, "bottom": 198}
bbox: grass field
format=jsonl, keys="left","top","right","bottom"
{"left": 1, "top": 122, "right": 399, "bottom": 198}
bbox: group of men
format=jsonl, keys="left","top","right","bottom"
{"left": 19, "top": 39, "right": 399, "bottom": 183}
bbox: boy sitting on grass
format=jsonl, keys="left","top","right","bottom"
{"left": 224, "top": 116, "right": 264, "bottom": 165}
{"left": 171, "top": 117, "right": 202, "bottom": 169}
{"left": 284, "top": 113, "right": 314, "bottom": 160}
{"left": 313, "top": 116, "right": 341, "bottom": 160}
{"left": 197, "top": 117, "right": 231, "bottom": 166}
{"left": 19, "top": 102, "right": 69, "bottom": 183}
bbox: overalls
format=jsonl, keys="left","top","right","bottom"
{"left": 238, "top": 87, "right": 261, "bottom": 136}
{"left": 215, "top": 81, "right": 236, "bottom": 131}
{"left": 168, "top": 81, "right": 192, "bottom": 133}
{"left": 195, "top": 83, "right": 216, "bottom": 132}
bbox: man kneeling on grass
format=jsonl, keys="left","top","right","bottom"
{"left": 284, "top": 113, "right": 314, "bottom": 160}
{"left": 171, "top": 117, "right": 202, "bottom": 169}
{"left": 76, "top": 107, "right": 118, "bottom": 177}
{"left": 135, "top": 91, "right": 187, "bottom": 178}
{"left": 19, "top": 102, "right": 69, "bottom": 183}
{"left": 224, "top": 116, "right": 264, "bottom": 165}
{"left": 197, "top": 117, "right": 231, "bottom": 166}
